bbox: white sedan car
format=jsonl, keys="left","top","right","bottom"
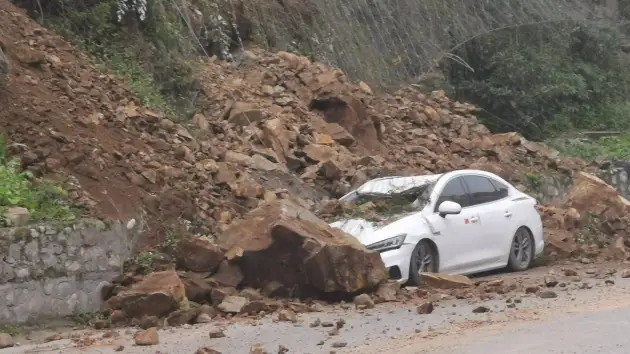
{"left": 329, "top": 169, "right": 544, "bottom": 285}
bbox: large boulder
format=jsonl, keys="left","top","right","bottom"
{"left": 420, "top": 272, "right": 473, "bottom": 289}
{"left": 105, "top": 270, "right": 187, "bottom": 319}
{"left": 563, "top": 172, "right": 630, "bottom": 218}
{"left": 216, "top": 199, "right": 387, "bottom": 296}
{"left": 176, "top": 236, "right": 224, "bottom": 273}
{"left": 538, "top": 206, "right": 580, "bottom": 257}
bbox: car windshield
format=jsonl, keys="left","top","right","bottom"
{"left": 337, "top": 181, "right": 436, "bottom": 222}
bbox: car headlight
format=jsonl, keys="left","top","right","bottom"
{"left": 367, "top": 234, "right": 407, "bottom": 252}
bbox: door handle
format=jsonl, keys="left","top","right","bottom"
{"left": 504, "top": 211, "right": 513, "bottom": 218}
{"left": 469, "top": 216, "right": 479, "bottom": 223}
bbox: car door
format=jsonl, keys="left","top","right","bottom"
{"left": 427, "top": 176, "right": 484, "bottom": 274}
{"left": 461, "top": 175, "right": 512, "bottom": 264}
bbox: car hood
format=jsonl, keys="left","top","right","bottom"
{"left": 329, "top": 212, "right": 426, "bottom": 246}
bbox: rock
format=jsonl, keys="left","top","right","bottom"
{"left": 211, "top": 287, "right": 237, "bottom": 305}
{"left": 420, "top": 272, "right": 473, "bottom": 289}
{"left": 0, "top": 333, "right": 14, "bottom": 348}
{"left": 262, "top": 118, "right": 291, "bottom": 164}
{"left": 216, "top": 199, "right": 387, "bottom": 296}
{"left": 240, "top": 288, "right": 264, "bottom": 301}
{"left": 303, "top": 144, "right": 336, "bottom": 162}
{"left": 134, "top": 327, "right": 159, "bottom": 346}
{"left": 44, "top": 333, "right": 64, "bottom": 342}
{"left": 132, "top": 315, "right": 161, "bottom": 329}
{"left": 544, "top": 276, "right": 558, "bottom": 288}
{"left": 416, "top": 302, "right": 434, "bottom": 314}
{"left": 227, "top": 102, "right": 265, "bottom": 126}
{"left": 191, "top": 114, "right": 209, "bottom": 130}
{"left": 621, "top": 269, "right": 630, "bottom": 278}
{"left": 249, "top": 344, "right": 267, "bottom": 354}
{"left": 4, "top": 206, "right": 29, "bottom": 226}
{"left": 564, "top": 269, "right": 578, "bottom": 277}
{"left": 472, "top": 306, "right": 490, "bottom": 313}
{"left": 196, "top": 312, "right": 213, "bottom": 323}
{"left": 331, "top": 341, "right": 347, "bottom": 348}
{"left": 277, "top": 309, "right": 298, "bottom": 322}
{"left": 563, "top": 172, "right": 630, "bottom": 218}
{"left": 181, "top": 276, "right": 213, "bottom": 304}
{"left": 537, "top": 290, "right": 558, "bottom": 299}
{"left": 166, "top": 308, "right": 200, "bottom": 326}
{"left": 278, "top": 344, "right": 289, "bottom": 354}
{"left": 324, "top": 123, "right": 355, "bottom": 146}
{"left": 375, "top": 280, "right": 400, "bottom": 302}
{"left": 113, "top": 270, "right": 186, "bottom": 319}
{"left": 176, "top": 237, "right": 224, "bottom": 273}
{"left": 211, "top": 260, "right": 244, "bottom": 288}
{"left": 209, "top": 328, "right": 226, "bottom": 338}
{"left": 353, "top": 293, "right": 375, "bottom": 309}
{"left": 195, "top": 348, "right": 223, "bottom": 354}
{"left": 217, "top": 296, "right": 248, "bottom": 313}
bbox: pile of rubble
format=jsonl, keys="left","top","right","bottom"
{"left": 3, "top": 0, "right": 630, "bottom": 332}
{"left": 0, "top": 1, "right": 584, "bottom": 243}
{"left": 541, "top": 171, "right": 630, "bottom": 260}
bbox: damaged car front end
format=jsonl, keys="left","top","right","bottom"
{"left": 329, "top": 175, "right": 442, "bottom": 282}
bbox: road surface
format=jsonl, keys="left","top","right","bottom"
{"left": 7, "top": 263, "right": 630, "bottom": 354}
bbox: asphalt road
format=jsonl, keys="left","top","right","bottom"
{"left": 410, "top": 305, "right": 630, "bottom": 354}
{"left": 7, "top": 263, "right": 630, "bottom": 354}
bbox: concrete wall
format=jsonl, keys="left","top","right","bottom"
{"left": 0, "top": 219, "right": 137, "bottom": 324}
{"left": 524, "top": 173, "right": 573, "bottom": 205}
{"left": 598, "top": 161, "right": 630, "bottom": 200}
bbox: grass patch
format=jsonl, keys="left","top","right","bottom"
{"left": 68, "top": 312, "right": 106, "bottom": 327}
{"left": 547, "top": 133, "right": 630, "bottom": 161}
{"left": 0, "top": 136, "right": 78, "bottom": 226}
{"left": 0, "top": 325, "right": 22, "bottom": 336}
{"left": 522, "top": 173, "right": 544, "bottom": 192}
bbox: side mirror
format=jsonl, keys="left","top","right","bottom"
{"left": 438, "top": 201, "right": 462, "bottom": 218}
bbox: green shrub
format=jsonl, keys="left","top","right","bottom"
{"left": 0, "top": 136, "right": 78, "bottom": 225}
{"left": 446, "top": 22, "right": 630, "bottom": 141}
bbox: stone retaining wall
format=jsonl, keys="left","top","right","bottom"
{"left": 597, "top": 161, "right": 630, "bottom": 200}
{"left": 0, "top": 219, "right": 137, "bottom": 324}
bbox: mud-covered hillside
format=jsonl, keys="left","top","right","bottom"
{"left": 0, "top": 0, "right": 589, "bottom": 250}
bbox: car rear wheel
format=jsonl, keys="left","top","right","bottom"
{"left": 408, "top": 240, "right": 437, "bottom": 286}
{"left": 508, "top": 227, "right": 533, "bottom": 272}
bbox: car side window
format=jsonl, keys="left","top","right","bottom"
{"left": 464, "top": 175, "right": 504, "bottom": 205}
{"left": 489, "top": 178, "right": 509, "bottom": 199}
{"left": 435, "top": 177, "right": 471, "bottom": 211}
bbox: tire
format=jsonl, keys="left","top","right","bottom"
{"left": 507, "top": 227, "right": 534, "bottom": 272}
{"left": 407, "top": 240, "right": 437, "bottom": 286}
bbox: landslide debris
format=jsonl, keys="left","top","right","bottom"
{"left": 3, "top": 0, "right": 630, "bottom": 333}
{"left": 0, "top": 0, "right": 582, "bottom": 249}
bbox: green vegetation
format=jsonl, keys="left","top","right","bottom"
{"left": 522, "top": 173, "right": 544, "bottom": 192}
{"left": 127, "top": 230, "right": 180, "bottom": 273}
{"left": 0, "top": 325, "right": 22, "bottom": 336}
{"left": 0, "top": 136, "right": 78, "bottom": 226}
{"left": 446, "top": 22, "right": 630, "bottom": 143}
{"left": 68, "top": 312, "right": 107, "bottom": 327}
{"left": 547, "top": 134, "right": 630, "bottom": 161}
{"left": 128, "top": 250, "right": 160, "bottom": 274}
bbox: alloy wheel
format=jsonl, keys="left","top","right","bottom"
{"left": 512, "top": 228, "right": 531, "bottom": 268}
{"left": 415, "top": 242, "right": 434, "bottom": 273}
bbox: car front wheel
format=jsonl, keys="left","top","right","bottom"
{"left": 407, "top": 240, "right": 437, "bottom": 286}
{"left": 508, "top": 227, "right": 533, "bottom": 272}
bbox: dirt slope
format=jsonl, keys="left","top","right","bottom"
{"left": 0, "top": 1, "right": 586, "bottom": 250}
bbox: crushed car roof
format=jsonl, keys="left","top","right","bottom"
{"left": 339, "top": 174, "right": 443, "bottom": 201}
